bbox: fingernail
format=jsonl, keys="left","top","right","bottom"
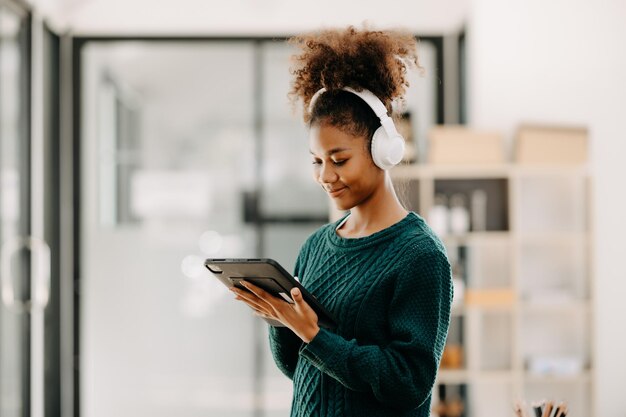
{"left": 292, "top": 288, "right": 300, "bottom": 296}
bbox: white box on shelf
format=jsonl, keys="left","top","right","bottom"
{"left": 527, "top": 354, "right": 585, "bottom": 376}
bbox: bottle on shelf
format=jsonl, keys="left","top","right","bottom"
{"left": 450, "top": 193, "right": 470, "bottom": 235}
{"left": 470, "top": 188, "right": 488, "bottom": 232}
{"left": 429, "top": 193, "right": 450, "bottom": 237}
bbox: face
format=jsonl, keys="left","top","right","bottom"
{"left": 309, "top": 122, "right": 384, "bottom": 211}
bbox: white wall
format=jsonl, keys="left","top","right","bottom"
{"left": 467, "top": 0, "right": 626, "bottom": 415}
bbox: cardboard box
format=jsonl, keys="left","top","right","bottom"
{"left": 515, "top": 125, "right": 588, "bottom": 165}
{"left": 464, "top": 289, "right": 515, "bottom": 307}
{"left": 428, "top": 125, "right": 505, "bottom": 165}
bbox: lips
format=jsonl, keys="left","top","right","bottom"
{"left": 328, "top": 187, "right": 347, "bottom": 197}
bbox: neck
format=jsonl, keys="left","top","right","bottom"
{"left": 344, "top": 173, "right": 408, "bottom": 234}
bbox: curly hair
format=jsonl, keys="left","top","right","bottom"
{"left": 287, "top": 25, "right": 423, "bottom": 141}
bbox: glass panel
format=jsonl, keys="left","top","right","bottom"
{"left": 259, "top": 41, "right": 327, "bottom": 217}
{"left": 0, "top": 5, "right": 30, "bottom": 417}
{"left": 259, "top": 224, "right": 321, "bottom": 417}
{"left": 257, "top": 41, "right": 331, "bottom": 416}
{"left": 401, "top": 40, "right": 438, "bottom": 163}
{"left": 81, "top": 42, "right": 258, "bottom": 417}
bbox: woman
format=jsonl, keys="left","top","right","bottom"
{"left": 230, "top": 25, "right": 453, "bottom": 417}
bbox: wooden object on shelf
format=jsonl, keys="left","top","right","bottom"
{"left": 440, "top": 344, "right": 464, "bottom": 369}
{"left": 427, "top": 125, "right": 505, "bottom": 165}
{"left": 464, "top": 289, "right": 515, "bottom": 307}
{"left": 515, "top": 124, "right": 588, "bottom": 165}
{"left": 432, "top": 398, "right": 465, "bottom": 417}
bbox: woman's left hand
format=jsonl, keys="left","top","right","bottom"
{"left": 230, "top": 281, "right": 320, "bottom": 343}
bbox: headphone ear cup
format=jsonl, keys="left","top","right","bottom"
{"left": 371, "top": 127, "right": 406, "bottom": 170}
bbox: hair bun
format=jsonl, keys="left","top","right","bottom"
{"left": 288, "top": 25, "right": 423, "bottom": 122}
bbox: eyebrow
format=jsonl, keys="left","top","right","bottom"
{"left": 309, "top": 147, "right": 351, "bottom": 156}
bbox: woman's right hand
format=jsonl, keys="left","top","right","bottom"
{"left": 231, "top": 281, "right": 320, "bottom": 343}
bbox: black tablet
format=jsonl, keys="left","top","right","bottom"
{"left": 204, "top": 258, "right": 337, "bottom": 330}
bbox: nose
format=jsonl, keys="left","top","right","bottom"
{"left": 318, "top": 161, "right": 339, "bottom": 186}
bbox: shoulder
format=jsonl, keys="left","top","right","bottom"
{"left": 400, "top": 212, "right": 449, "bottom": 263}
{"left": 392, "top": 214, "right": 452, "bottom": 279}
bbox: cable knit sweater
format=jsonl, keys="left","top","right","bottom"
{"left": 268, "top": 210, "right": 453, "bottom": 417}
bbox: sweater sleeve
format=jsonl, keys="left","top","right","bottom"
{"left": 297, "top": 247, "right": 453, "bottom": 412}
{"left": 267, "top": 247, "right": 307, "bottom": 380}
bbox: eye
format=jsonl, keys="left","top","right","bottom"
{"left": 333, "top": 160, "right": 347, "bottom": 166}
{"left": 311, "top": 160, "right": 321, "bottom": 165}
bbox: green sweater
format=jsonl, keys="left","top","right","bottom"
{"left": 268, "top": 211, "right": 453, "bottom": 417}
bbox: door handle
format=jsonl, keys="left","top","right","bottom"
{"left": 1, "top": 236, "right": 51, "bottom": 312}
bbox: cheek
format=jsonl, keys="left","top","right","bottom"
{"left": 344, "top": 165, "right": 380, "bottom": 194}
{"left": 311, "top": 167, "right": 321, "bottom": 182}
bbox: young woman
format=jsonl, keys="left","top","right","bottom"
{"left": 230, "top": 26, "right": 453, "bottom": 417}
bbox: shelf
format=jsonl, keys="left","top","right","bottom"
{"left": 516, "top": 231, "right": 588, "bottom": 245}
{"left": 437, "top": 369, "right": 469, "bottom": 384}
{"left": 474, "top": 370, "right": 514, "bottom": 382}
{"left": 523, "top": 370, "right": 591, "bottom": 383}
{"left": 392, "top": 163, "right": 589, "bottom": 179}
{"left": 437, "top": 370, "right": 589, "bottom": 385}
{"left": 520, "top": 300, "right": 591, "bottom": 314}
{"left": 334, "top": 161, "right": 593, "bottom": 415}
{"left": 464, "top": 303, "right": 515, "bottom": 313}
{"left": 441, "top": 231, "right": 510, "bottom": 245}
{"left": 392, "top": 163, "right": 511, "bottom": 179}
{"left": 436, "top": 370, "right": 514, "bottom": 384}
{"left": 511, "top": 165, "right": 590, "bottom": 177}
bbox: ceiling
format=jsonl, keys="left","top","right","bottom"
{"left": 37, "top": 0, "right": 468, "bottom": 36}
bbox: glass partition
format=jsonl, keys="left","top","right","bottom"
{"left": 81, "top": 42, "right": 259, "bottom": 417}
{"left": 0, "top": 4, "right": 31, "bottom": 417}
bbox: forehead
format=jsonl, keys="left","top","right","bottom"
{"left": 308, "top": 123, "right": 364, "bottom": 155}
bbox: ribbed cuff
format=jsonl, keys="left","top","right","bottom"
{"left": 298, "top": 327, "right": 339, "bottom": 370}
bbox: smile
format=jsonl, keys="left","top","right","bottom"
{"left": 328, "top": 187, "right": 347, "bottom": 197}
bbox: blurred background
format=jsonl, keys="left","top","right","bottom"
{"left": 0, "top": 0, "right": 624, "bottom": 416}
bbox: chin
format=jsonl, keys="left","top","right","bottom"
{"left": 332, "top": 199, "right": 355, "bottom": 211}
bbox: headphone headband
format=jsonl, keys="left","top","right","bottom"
{"left": 341, "top": 87, "right": 388, "bottom": 119}
{"left": 308, "top": 87, "right": 388, "bottom": 116}
{"left": 308, "top": 87, "right": 398, "bottom": 137}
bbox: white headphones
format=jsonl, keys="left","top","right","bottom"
{"left": 308, "top": 86, "right": 406, "bottom": 170}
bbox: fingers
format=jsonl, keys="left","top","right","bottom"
{"left": 232, "top": 287, "right": 270, "bottom": 313}
{"left": 290, "top": 287, "right": 308, "bottom": 309}
{"left": 240, "top": 281, "right": 282, "bottom": 309}
{"left": 237, "top": 296, "right": 272, "bottom": 317}
{"left": 290, "top": 287, "right": 302, "bottom": 302}
{"left": 290, "top": 287, "right": 318, "bottom": 326}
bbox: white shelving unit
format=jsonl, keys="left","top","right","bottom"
{"left": 329, "top": 162, "right": 594, "bottom": 417}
